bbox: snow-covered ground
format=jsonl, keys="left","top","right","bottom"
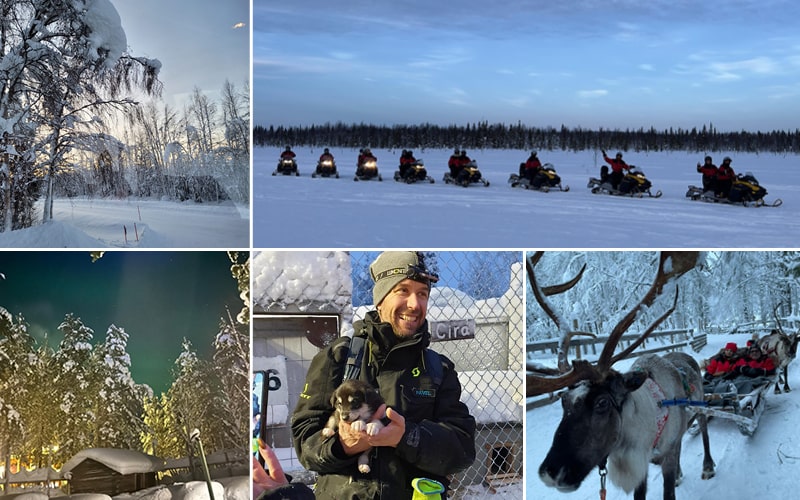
{"left": 526, "top": 333, "right": 800, "bottom": 499}
{"left": 0, "top": 198, "right": 249, "bottom": 248}
{"left": 253, "top": 147, "right": 798, "bottom": 248}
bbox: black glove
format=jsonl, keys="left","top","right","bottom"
{"left": 703, "top": 372, "right": 713, "bottom": 382}
{"left": 723, "top": 371, "right": 738, "bottom": 380}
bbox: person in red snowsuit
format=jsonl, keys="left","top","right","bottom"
{"left": 715, "top": 157, "right": 736, "bottom": 197}
{"left": 601, "top": 150, "right": 630, "bottom": 189}
{"left": 280, "top": 146, "right": 296, "bottom": 161}
{"left": 704, "top": 342, "right": 741, "bottom": 379}
{"left": 448, "top": 148, "right": 462, "bottom": 178}
{"left": 399, "top": 149, "right": 417, "bottom": 179}
{"left": 454, "top": 150, "right": 473, "bottom": 182}
{"left": 696, "top": 155, "right": 717, "bottom": 193}
{"left": 728, "top": 344, "right": 777, "bottom": 395}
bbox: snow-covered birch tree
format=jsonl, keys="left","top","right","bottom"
{"left": 0, "top": 0, "right": 161, "bottom": 231}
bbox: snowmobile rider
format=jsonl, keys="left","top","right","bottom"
{"left": 357, "top": 148, "right": 377, "bottom": 176}
{"left": 715, "top": 157, "right": 736, "bottom": 198}
{"left": 399, "top": 149, "right": 418, "bottom": 179}
{"left": 602, "top": 150, "right": 630, "bottom": 190}
{"left": 291, "top": 251, "right": 477, "bottom": 500}
{"left": 521, "top": 151, "right": 543, "bottom": 184}
{"left": 319, "top": 148, "right": 335, "bottom": 163}
{"left": 696, "top": 155, "right": 717, "bottom": 193}
{"left": 448, "top": 148, "right": 463, "bottom": 179}
{"left": 455, "top": 150, "right": 473, "bottom": 182}
{"left": 280, "top": 146, "right": 296, "bottom": 161}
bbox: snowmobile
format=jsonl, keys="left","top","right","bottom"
{"left": 354, "top": 158, "right": 382, "bottom": 181}
{"left": 273, "top": 157, "right": 299, "bottom": 176}
{"left": 508, "top": 163, "right": 569, "bottom": 192}
{"left": 443, "top": 161, "right": 490, "bottom": 187}
{"left": 587, "top": 166, "right": 662, "bottom": 198}
{"left": 394, "top": 160, "right": 435, "bottom": 184}
{"left": 686, "top": 172, "right": 782, "bottom": 207}
{"left": 312, "top": 159, "right": 339, "bottom": 178}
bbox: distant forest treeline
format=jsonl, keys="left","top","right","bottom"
{"left": 254, "top": 122, "right": 800, "bottom": 153}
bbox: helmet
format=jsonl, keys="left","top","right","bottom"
{"left": 324, "top": 148, "right": 330, "bottom": 154}
{"left": 616, "top": 152, "right": 623, "bottom": 158}
{"left": 454, "top": 148, "right": 460, "bottom": 154}
{"left": 531, "top": 151, "right": 538, "bottom": 157}
{"left": 704, "top": 155, "right": 712, "bottom": 162}
{"left": 723, "top": 156, "right": 732, "bottom": 163}
{"left": 461, "top": 150, "right": 468, "bottom": 156}
{"left": 285, "top": 146, "right": 291, "bottom": 151}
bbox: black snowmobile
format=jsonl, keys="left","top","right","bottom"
{"left": 508, "top": 163, "right": 569, "bottom": 192}
{"left": 273, "top": 157, "right": 299, "bottom": 176}
{"left": 588, "top": 165, "right": 662, "bottom": 198}
{"left": 312, "top": 158, "right": 339, "bottom": 178}
{"left": 354, "top": 158, "right": 382, "bottom": 181}
{"left": 443, "top": 161, "right": 490, "bottom": 187}
{"left": 394, "top": 160, "right": 435, "bottom": 184}
{"left": 686, "top": 172, "right": 782, "bottom": 207}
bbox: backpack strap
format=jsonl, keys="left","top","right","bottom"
{"left": 423, "top": 348, "right": 443, "bottom": 387}
{"left": 342, "top": 334, "right": 366, "bottom": 382}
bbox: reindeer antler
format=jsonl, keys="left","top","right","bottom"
{"left": 596, "top": 252, "right": 698, "bottom": 372}
{"left": 527, "top": 252, "right": 699, "bottom": 397}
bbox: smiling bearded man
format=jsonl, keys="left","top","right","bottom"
{"left": 291, "top": 251, "right": 476, "bottom": 500}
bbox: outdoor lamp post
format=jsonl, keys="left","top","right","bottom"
{"left": 190, "top": 428, "right": 215, "bottom": 500}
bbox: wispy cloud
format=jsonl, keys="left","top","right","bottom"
{"left": 578, "top": 89, "right": 608, "bottom": 98}
{"left": 707, "top": 57, "right": 778, "bottom": 81}
{"left": 232, "top": 22, "right": 246, "bottom": 29}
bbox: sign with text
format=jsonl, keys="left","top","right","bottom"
{"left": 429, "top": 318, "right": 476, "bottom": 342}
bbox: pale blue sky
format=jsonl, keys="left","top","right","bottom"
{"left": 254, "top": 0, "right": 800, "bottom": 131}
{"left": 111, "top": 0, "right": 250, "bottom": 108}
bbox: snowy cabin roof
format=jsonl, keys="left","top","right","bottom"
{"left": 61, "top": 449, "right": 165, "bottom": 477}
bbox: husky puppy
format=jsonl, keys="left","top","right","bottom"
{"left": 322, "top": 379, "right": 385, "bottom": 473}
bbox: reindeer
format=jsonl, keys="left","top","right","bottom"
{"left": 757, "top": 307, "right": 800, "bottom": 393}
{"left": 528, "top": 252, "right": 715, "bottom": 500}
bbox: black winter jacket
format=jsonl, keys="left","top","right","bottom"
{"left": 291, "top": 311, "right": 476, "bottom": 499}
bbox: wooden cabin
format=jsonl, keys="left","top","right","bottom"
{"left": 61, "top": 449, "right": 164, "bottom": 495}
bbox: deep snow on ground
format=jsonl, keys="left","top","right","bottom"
{"left": 526, "top": 333, "right": 800, "bottom": 499}
{"left": 0, "top": 198, "right": 249, "bottom": 248}
{"left": 0, "top": 478, "right": 248, "bottom": 500}
{"left": 253, "top": 147, "right": 798, "bottom": 248}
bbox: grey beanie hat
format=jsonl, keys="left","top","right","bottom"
{"left": 369, "top": 251, "right": 436, "bottom": 305}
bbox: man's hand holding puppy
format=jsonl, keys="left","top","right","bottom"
{"left": 340, "top": 403, "right": 405, "bottom": 455}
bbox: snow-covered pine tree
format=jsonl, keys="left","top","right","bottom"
{"left": 168, "top": 338, "right": 216, "bottom": 477}
{"left": 211, "top": 314, "right": 249, "bottom": 452}
{"left": 52, "top": 314, "right": 97, "bottom": 463}
{"left": 90, "top": 324, "right": 146, "bottom": 449}
{"left": 0, "top": 309, "right": 37, "bottom": 485}
{"left": 140, "top": 392, "right": 179, "bottom": 458}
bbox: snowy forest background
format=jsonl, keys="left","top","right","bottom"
{"left": 254, "top": 121, "right": 800, "bottom": 153}
{"left": 0, "top": 0, "right": 249, "bottom": 233}
{"left": 0, "top": 253, "right": 250, "bottom": 484}
{"left": 525, "top": 252, "right": 800, "bottom": 344}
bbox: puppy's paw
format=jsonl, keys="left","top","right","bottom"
{"left": 321, "top": 428, "right": 335, "bottom": 438}
{"left": 365, "top": 421, "right": 384, "bottom": 436}
{"left": 350, "top": 420, "right": 366, "bottom": 432}
{"left": 358, "top": 463, "right": 371, "bottom": 474}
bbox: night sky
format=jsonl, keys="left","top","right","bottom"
{"left": 0, "top": 251, "right": 243, "bottom": 394}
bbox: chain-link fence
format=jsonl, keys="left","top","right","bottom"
{"left": 252, "top": 251, "right": 524, "bottom": 498}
